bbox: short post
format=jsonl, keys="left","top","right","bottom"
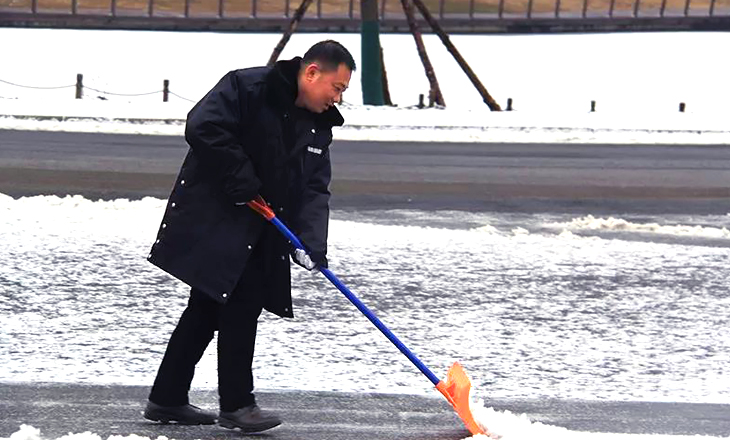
{"left": 590, "top": 100, "right": 596, "bottom": 112}
{"left": 418, "top": 93, "right": 425, "bottom": 109}
{"left": 506, "top": 98, "right": 513, "bottom": 111}
{"left": 679, "top": 102, "right": 686, "bottom": 112}
{"left": 75, "top": 74, "right": 83, "bottom": 99}
{"left": 163, "top": 79, "right": 170, "bottom": 102}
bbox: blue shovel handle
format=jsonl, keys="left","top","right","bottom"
{"left": 249, "top": 196, "right": 441, "bottom": 386}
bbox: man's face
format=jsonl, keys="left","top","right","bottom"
{"left": 297, "top": 62, "right": 352, "bottom": 113}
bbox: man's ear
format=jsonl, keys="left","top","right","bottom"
{"left": 304, "top": 62, "right": 320, "bottom": 81}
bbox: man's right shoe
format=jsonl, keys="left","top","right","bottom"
{"left": 143, "top": 401, "right": 217, "bottom": 425}
{"left": 218, "top": 404, "right": 282, "bottom": 433}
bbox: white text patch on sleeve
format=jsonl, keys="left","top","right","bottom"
{"left": 307, "top": 146, "right": 323, "bottom": 155}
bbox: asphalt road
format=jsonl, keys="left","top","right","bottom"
{"left": 1, "top": 129, "right": 728, "bottom": 214}
{"left": 2, "top": 383, "right": 730, "bottom": 439}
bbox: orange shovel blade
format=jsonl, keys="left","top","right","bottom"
{"left": 435, "top": 362, "right": 488, "bottom": 437}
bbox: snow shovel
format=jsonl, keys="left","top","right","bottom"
{"left": 247, "top": 195, "right": 489, "bottom": 437}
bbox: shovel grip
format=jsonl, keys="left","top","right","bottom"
{"left": 246, "top": 195, "right": 276, "bottom": 221}
{"left": 247, "top": 196, "right": 306, "bottom": 251}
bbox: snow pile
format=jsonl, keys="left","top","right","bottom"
{"left": 468, "top": 400, "right": 730, "bottom": 439}
{"left": 553, "top": 215, "right": 730, "bottom": 240}
{"left": 1, "top": 426, "right": 168, "bottom": 440}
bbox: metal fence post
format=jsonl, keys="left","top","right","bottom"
{"left": 163, "top": 80, "right": 169, "bottom": 102}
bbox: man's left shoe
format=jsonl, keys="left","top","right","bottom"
{"left": 218, "top": 404, "right": 282, "bottom": 433}
{"left": 143, "top": 401, "right": 217, "bottom": 425}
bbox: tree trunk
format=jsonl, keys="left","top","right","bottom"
{"left": 411, "top": 0, "right": 501, "bottom": 111}
{"left": 379, "top": 46, "right": 393, "bottom": 106}
{"left": 267, "top": 0, "right": 314, "bottom": 67}
{"left": 400, "top": 0, "right": 445, "bottom": 107}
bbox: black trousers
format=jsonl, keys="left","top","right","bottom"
{"left": 149, "top": 251, "right": 266, "bottom": 412}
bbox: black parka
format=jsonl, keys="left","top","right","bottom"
{"left": 147, "top": 57, "right": 343, "bottom": 318}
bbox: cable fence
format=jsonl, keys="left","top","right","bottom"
{"left": 0, "top": 75, "right": 715, "bottom": 114}
{"left": 0, "top": 78, "right": 76, "bottom": 90}
{"left": 0, "top": 75, "right": 197, "bottom": 103}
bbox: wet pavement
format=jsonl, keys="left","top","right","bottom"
{"left": 2, "top": 383, "right": 730, "bottom": 439}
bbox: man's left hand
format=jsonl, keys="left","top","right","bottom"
{"left": 293, "top": 249, "right": 316, "bottom": 270}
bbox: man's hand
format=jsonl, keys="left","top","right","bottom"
{"left": 293, "top": 249, "right": 316, "bottom": 270}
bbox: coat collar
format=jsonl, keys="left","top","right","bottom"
{"left": 265, "top": 57, "right": 345, "bottom": 128}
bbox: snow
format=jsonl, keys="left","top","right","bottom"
{"left": 2, "top": 426, "right": 168, "bottom": 440}
{"left": 2, "top": 193, "right": 729, "bottom": 404}
{"left": 551, "top": 214, "right": 730, "bottom": 239}
{"left": 1, "top": 29, "right": 729, "bottom": 143}
{"left": 471, "top": 401, "right": 730, "bottom": 439}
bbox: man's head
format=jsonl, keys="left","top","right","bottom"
{"left": 296, "top": 40, "right": 356, "bottom": 113}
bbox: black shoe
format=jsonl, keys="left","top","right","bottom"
{"left": 144, "top": 401, "right": 217, "bottom": 425}
{"left": 218, "top": 404, "right": 282, "bottom": 433}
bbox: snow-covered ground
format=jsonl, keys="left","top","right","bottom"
{"left": 1, "top": 29, "right": 729, "bottom": 143}
{"left": 1, "top": 194, "right": 730, "bottom": 440}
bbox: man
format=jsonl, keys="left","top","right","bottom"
{"left": 143, "top": 40, "right": 355, "bottom": 433}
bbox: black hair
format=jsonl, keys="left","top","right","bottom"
{"left": 302, "top": 40, "right": 357, "bottom": 72}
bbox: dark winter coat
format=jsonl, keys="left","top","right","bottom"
{"left": 147, "top": 57, "right": 343, "bottom": 318}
